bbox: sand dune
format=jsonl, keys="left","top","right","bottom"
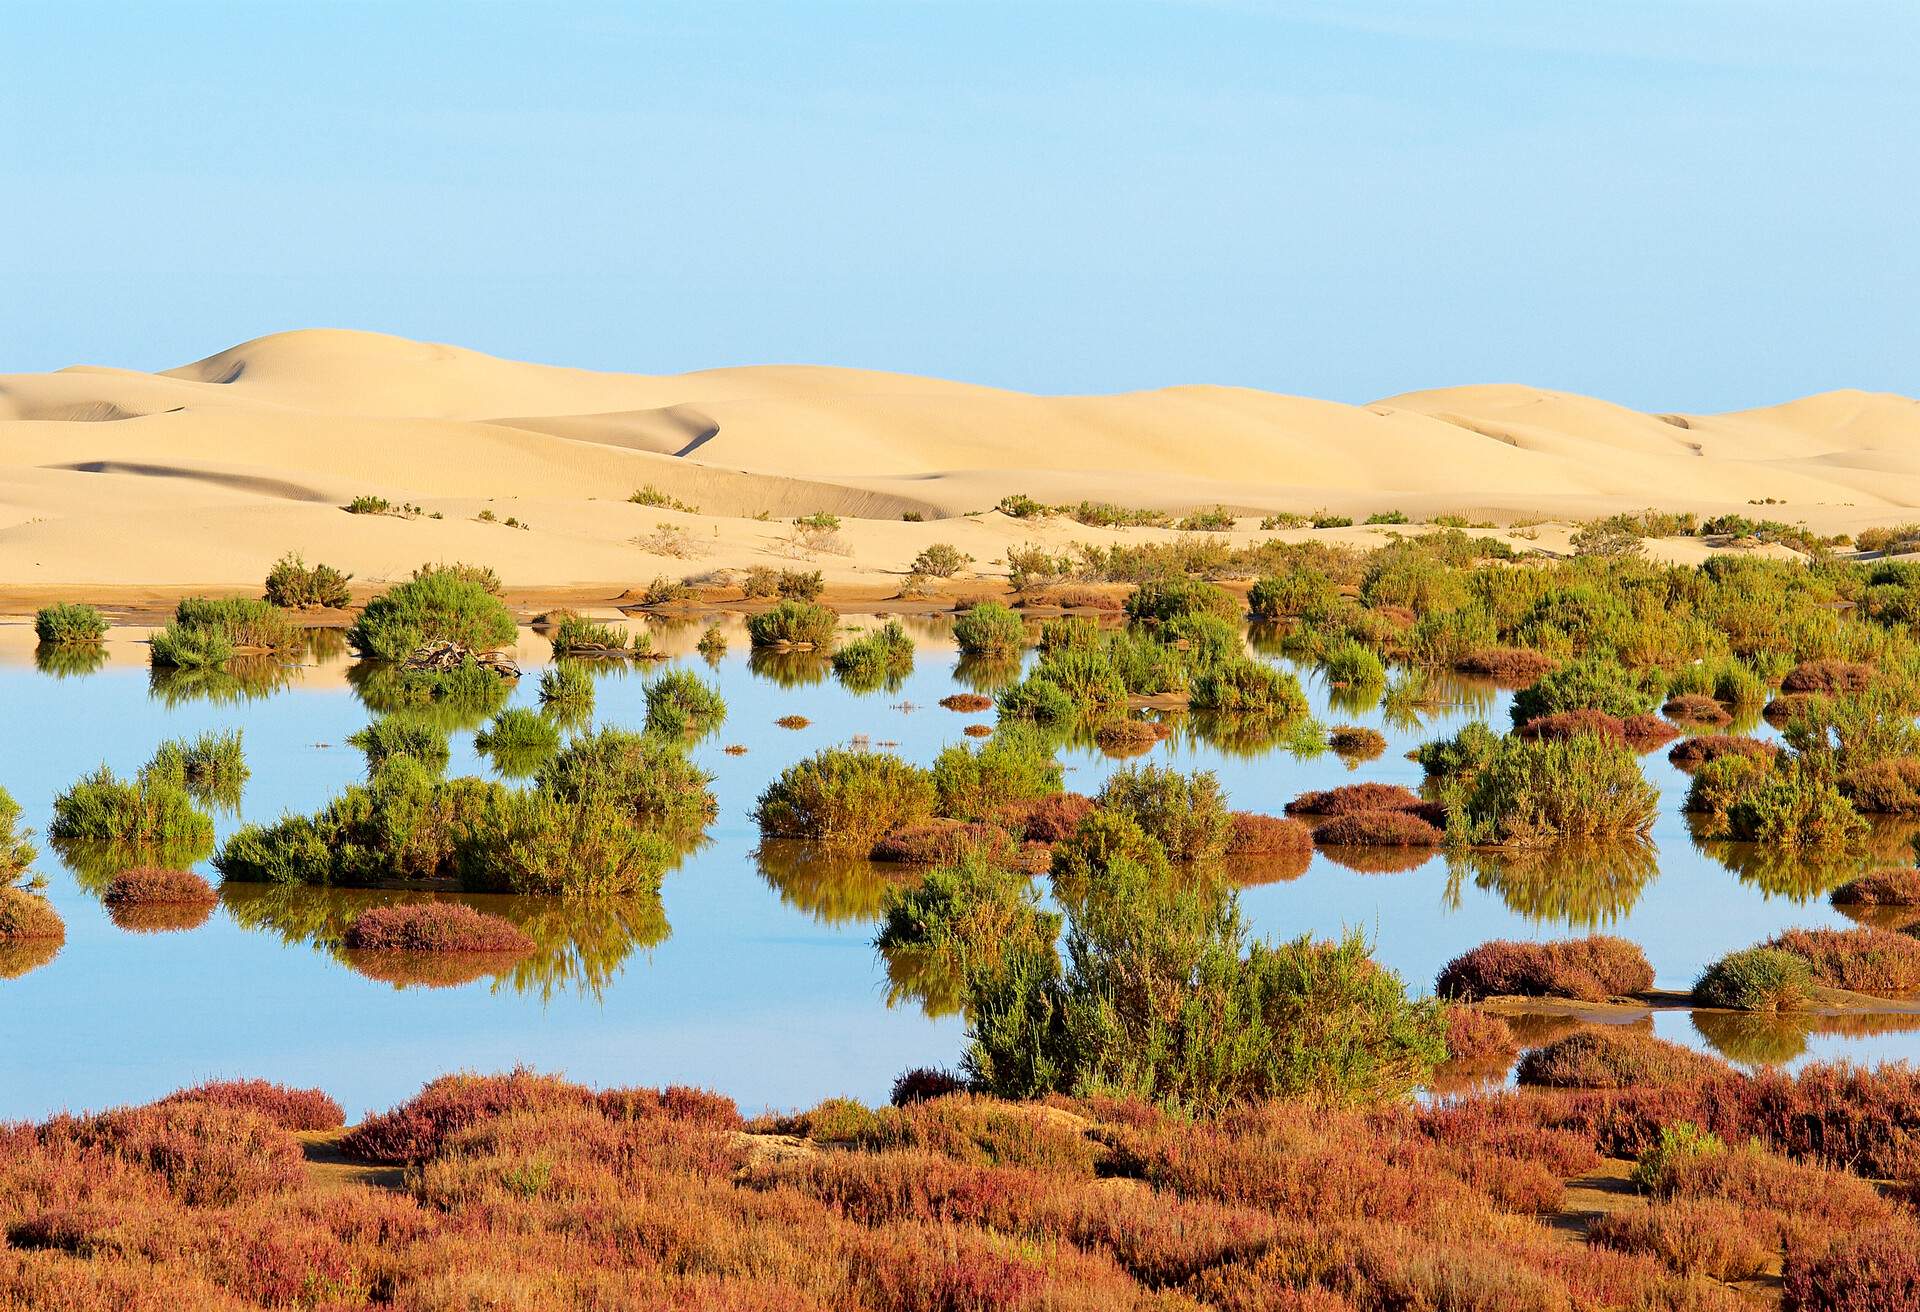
{"left": 2, "top": 327, "right": 1918, "bottom": 600}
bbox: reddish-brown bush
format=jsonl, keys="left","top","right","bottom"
{"left": 596, "top": 1084, "right": 743, "bottom": 1128}
{"left": 45, "top": 1102, "right": 305, "bottom": 1205}
{"left": 999, "top": 792, "right": 1095, "bottom": 843}
{"left": 1442, "top": 1006, "right": 1517, "bottom": 1062}
{"left": 1832, "top": 868, "right": 1920, "bottom": 906}
{"left": 0, "top": 887, "right": 63, "bottom": 942}
{"left": 871, "top": 820, "right": 1048, "bottom": 873}
{"left": 1225, "top": 811, "right": 1313, "bottom": 856}
{"left": 155, "top": 1078, "right": 345, "bottom": 1131}
{"left": 1766, "top": 692, "right": 1821, "bottom": 724}
{"left": 342, "top": 902, "right": 534, "bottom": 954}
{"left": 1781, "top": 660, "right": 1875, "bottom": 694}
{"left": 1839, "top": 756, "right": 1920, "bottom": 813}
{"left": 1327, "top": 725, "right": 1387, "bottom": 759}
{"left": 1285, "top": 782, "right": 1427, "bottom": 816}
{"left": 1784, "top": 1224, "right": 1920, "bottom": 1312}
{"left": 890, "top": 1067, "right": 967, "bottom": 1106}
{"left": 1515, "top": 1029, "right": 1726, "bottom": 1089}
{"left": 1662, "top": 693, "right": 1731, "bottom": 724}
{"left": 1766, "top": 926, "right": 1920, "bottom": 994}
{"left": 1458, "top": 648, "right": 1557, "bottom": 683}
{"left": 1436, "top": 936, "right": 1654, "bottom": 1001}
{"left": 1668, "top": 734, "right": 1779, "bottom": 771}
{"left": 938, "top": 694, "right": 994, "bottom": 712}
{"left": 1094, "top": 718, "right": 1169, "bottom": 756}
{"left": 102, "top": 867, "right": 216, "bottom": 907}
{"left": 1515, "top": 709, "right": 1626, "bottom": 743}
{"left": 1589, "top": 1198, "right": 1771, "bottom": 1281}
{"left": 963, "top": 723, "right": 993, "bottom": 737}
{"left": 1311, "top": 809, "right": 1444, "bottom": 847}
{"left": 341, "top": 1068, "right": 596, "bottom": 1162}
{"left": 1620, "top": 714, "right": 1680, "bottom": 748}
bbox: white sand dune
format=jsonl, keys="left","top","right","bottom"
{"left": 2, "top": 327, "right": 1918, "bottom": 599}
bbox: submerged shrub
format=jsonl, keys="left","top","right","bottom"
{"left": 49, "top": 766, "right": 214, "bottom": 850}
{"left": 746, "top": 599, "right": 837, "bottom": 648}
{"left": 349, "top": 716, "right": 452, "bottom": 775}
{"left": 474, "top": 707, "right": 563, "bottom": 774}
{"left": 643, "top": 669, "right": 728, "bottom": 735}
{"left": 1327, "top": 724, "right": 1387, "bottom": 759}
{"left": 34, "top": 601, "right": 107, "bottom": 644}
{"left": 1668, "top": 734, "right": 1778, "bottom": 772}
{"left": 537, "top": 661, "right": 594, "bottom": 713}
{"left": 1511, "top": 657, "right": 1659, "bottom": 725}
{"left": 548, "top": 616, "right": 637, "bottom": 656}
{"left": 831, "top": 620, "right": 914, "bottom": 691}
{"left": 1190, "top": 658, "right": 1308, "bottom": 716}
{"left": 263, "top": 551, "right": 352, "bottom": 609}
{"left": 348, "top": 565, "right": 517, "bottom": 661}
{"left": 932, "top": 728, "right": 1063, "bottom": 822}
{"left": 1451, "top": 732, "right": 1658, "bottom": 846}
{"left": 456, "top": 789, "right": 681, "bottom": 897}
{"left": 151, "top": 596, "right": 297, "bottom": 670}
{"left": 1693, "top": 947, "right": 1816, "bottom": 1012}
{"left": 1096, "top": 765, "right": 1232, "bottom": 863}
{"left": 1436, "top": 936, "right": 1653, "bottom": 1001}
{"left": 143, "top": 729, "right": 249, "bottom": 810}
{"left": 754, "top": 749, "right": 937, "bottom": 849}
{"left": 1516, "top": 1029, "right": 1727, "bottom": 1089}
{"left": 952, "top": 602, "right": 1027, "bottom": 656}
{"left": 344, "top": 902, "right": 534, "bottom": 954}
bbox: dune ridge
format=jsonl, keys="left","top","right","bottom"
{"left": 3, "top": 327, "right": 1918, "bottom": 597}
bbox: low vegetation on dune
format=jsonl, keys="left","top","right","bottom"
{"left": 343, "top": 901, "right": 534, "bottom": 954}
{"left": 34, "top": 601, "right": 108, "bottom": 645}
{"left": 347, "top": 563, "right": 517, "bottom": 661}
{"left": 1436, "top": 935, "right": 1654, "bottom": 1001}
{"left": 745, "top": 598, "right": 838, "bottom": 649}
{"left": 262, "top": 551, "right": 352, "bottom": 609}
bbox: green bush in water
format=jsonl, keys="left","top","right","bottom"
{"left": 1320, "top": 639, "right": 1386, "bottom": 688}
{"left": 474, "top": 708, "right": 563, "bottom": 777}
{"left": 0, "top": 788, "right": 36, "bottom": 881}
{"left": 456, "top": 789, "right": 679, "bottom": 897}
{"left": 830, "top": 621, "right": 915, "bottom": 692}
{"left": 1448, "top": 732, "right": 1658, "bottom": 846}
{"left": 1247, "top": 568, "right": 1336, "bottom": 621}
{"left": 538, "top": 662, "right": 595, "bottom": 713}
{"left": 745, "top": 600, "right": 837, "bottom": 649}
{"left": 34, "top": 602, "right": 107, "bottom": 644}
{"left": 644, "top": 669, "right": 729, "bottom": 736}
{"left": 1123, "top": 578, "right": 1240, "bottom": 624}
{"left": 931, "top": 726, "right": 1064, "bottom": 822}
{"left": 143, "top": 730, "right": 249, "bottom": 810}
{"left": 1693, "top": 946, "right": 1816, "bottom": 1012}
{"left": 1510, "top": 657, "right": 1660, "bottom": 725}
{"left": 754, "top": 749, "right": 936, "bottom": 849}
{"left": 995, "top": 676, "right": 1078, "bottom": 726}
{"left": 1189, "top": 658, "right": 1307, "bottom": 716}
{"left": 347, "top": 566, "right": 517, "bottom": 661}
{"left": 952, "top": 602, "right": 1027, "bottom": 657}
{"left": 1414, "top": 721, "right": 1502, "bottom": 778}
{"left": 1095, "top": 765, "right": 1232, "bottom": 864}
{"left": 1723, "top": 759, "right": 1868, "bottom": 847}
{"left": 535, "top": 728, "right": 717, "bottom": 841}
{"left": 50, "top": 766, "right": 215, "bottom": 850}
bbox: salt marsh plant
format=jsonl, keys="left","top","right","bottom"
{"left": 0, "top": 788, "right": 35, "bottom": 882}
{"left": 262, "top": 551, "right": 352, "bottom": 609}
{"left": 150, "top": 596, "right": 297, "bottom": 669}
{"left": 50, "top": 765, "right": 215, "bottom": 852}
{"left": 349, "top": 716, "right": 452, "bottom": 776}
{"left": 830, "top": 620, "right": 914, "bottom": 692}
{"left": 1693, "top": 946, "right": 1817, "bottom": 1012}
{"left": 643, "top": 669, "right": 728, "bottom": 736}
{"left": 745, "top": 599, "right": 837, "bottom": 648}
{"left": 1095, "top": 764, "right": 1232, "bottom": 863}
{"left": 1436, "top": 935, "right": 1654, "bottom": 1001}
{"left": 348, "top": 563, "right": 517, "bottom": 660}
{"left": 951, "top": 601, "right": 1026, "bottom": 656}
{"left": 537, "top": 661, "right": 594, "bottom": 716}
{"left": 930, "top": 727, "right": 1064, "bottom": 822}
{"left": 33, "top": 601, "right": 107, "bottom": 644}
{"left": 1123, "top": 577, "right": 1240, "bottom": 623}
{"left": 1189, "top": 657, "right": 1307, "bottom": 716}
{"left": 754, "top": 749, "right": 936, "bottom": 849}
{"left": 548, "top": 616, "right": 643, "bottom": 657}
{"left": 1510, "top": 657, "right": 1661, "bottom": 725}
{"left": 474, "top": 707, "right": 563, "bottom": 777}
{"left": 1446, "top": 731, "right": 1659, "bottom": 846}
{"left": 143, "top": 729, "right": 248, "bottom": 810}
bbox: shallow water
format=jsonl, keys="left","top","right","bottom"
{"left": 3, "top": 615, "right": 1916, "bottom": 1120}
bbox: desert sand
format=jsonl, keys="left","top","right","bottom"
{"left": 3, "top": 328, "right": 1918, "bottom": 610}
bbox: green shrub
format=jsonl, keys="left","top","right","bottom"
{"left": 1364, "top": 510, "right": 1410, "bottom": 526}
{"left": 995, "top": 675, "right": 1077, "bottom": 725}
{"left": 0, "top": 788, "right": 36, "bottom": 881}
{"left": 50, "top": 766, "right": 214, "bottom": 850}
{"left": 537, "top": 662, "right": 594, "bottom": 713}
{"left": 1124, "top": 578, "right": 1239, "bottom": 624}
{"left": 263, "top": 552, "right": 352, "bottom": 609}
{"left": 347, "top": 717, "right": 451, "bottom": 776}
{"left": 952, "top": 602, "right": 1026, "bottom": 657}
{"left": 149, "top": 624, "right": 234, "bottom": 669}
{"left": 996, "top": 493, "right": 1049, "bottom": 519}
{"left": 746, "top": 600, "right": 837, "bottom": 648}
{"left": 455, "top": 788, "right": 678, "bottom": 896}
{"left": 548, "top": 617, "right": 638, "bottom": 657}
{"left": 831, "top": 621, "right": 915, "bottom": 692}
{"left": 696, "top": 625, "right": 727, "bottom": 659}
{"left": 34, "top": 602, "right": 107, "bottom": 644}
{"left": 1511, "top": 657, "right": 1661, "bottom": 725}
{"left": 931, "top": 727, "right": 1064, "bottom": 822}
{"left": 1449, "top": 732, "right": 1658, "bottom": 845}
{"left": 1414, "top": 721, "right": 1501, "bottom": 778}
{"left": 1174, "top": 506, "right": 1235, "bottom": 532}
{"left": 536, "top": 729, "right": 717, "bottom": 840}
{"left": 911, "top": 544, "right": 974, "bottom": 577}
{"left": 1189, "top": 658, "right": 1306, "bottom": 717}
{"left": 1693, "top": 947, "right": 1816, "bottom": 1012}
{"left": 776, "top": 569, "right": 825, "bottom": 601}
{"left": 1311, "top": 512, "right": 1353, "bottom": 529}
{"left": 1096, "top": 765, "right": 1232, "bottom": 863}
{"left": 1631, "top": 1123, "right": 1726, "bottom": 1192}
{"left": 474, "top": 708, "right": 563, "bottom": 776}
{"left": 1320, "top": 639, "right": 1386, "bottom": 687}
{"left": 1247, "top": 568, "right": 1336, "bottom": 621}
{"left": 1723, "top": 760, "right": 1867, "bottom": 847}
{"left": 628, "top": 485, "right": 698, "bottom": 513}
{"left": 1037, "top": 617, "right": 1100, "bottom": 652}
{"left": 743, "top": 566, "right": 780, "bottom": 598}
{"left": 1105, "top": 631, "right": 1190, "bottom": 696}
{"left": 348, "top": 566, "right": 517, "bottom": 661}
{"left": 143, "top": 730, "right": 248, "bottom": 809}
{"left": 644, "top": 669, "right": 728, "bottom": 736}
{"left": 753, "top": 749, "right": 937, "bottom": 849}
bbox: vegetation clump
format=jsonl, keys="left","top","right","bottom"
{"left": 1517, "top": 1029, "right": 1728, "bottom": 1089}
{"left": 932, "top": 729, "right": 1063, "bottom": 823}
{"left": 1095, "top": 765, "right": 1232, "bottom": 863}
{"left": 1457, "top": 646, "right": 1556, "bottom": 682}
{"left": 1327, "top": 724, "right": 1386, "bottom": 759}
{"left": 49, "top": 764, "right": 215, "bottom": 852}
{"left": 1510, "top": 657, "right": 1660, "bottom": 726}
{"left": 1831, "top": 868, "right": 1920, "bottom": 906}
{"left": 1780, "top": 659, "right": 1874, "bottom": 694}
{"left": 0, "top": 886, "right": 64, "bottom": 943}
{"left": 1123, "top": 578, "right": 1239, "bottom": 624}
{"left": 831, "top": 620, "right": 914, "bottom": 691}
{"left": 745, "top": 599, "right": 837, "bottom": 649}
{"left": 1312, "top": 810, "right": 1444, "bottom": 847}
{"left": 1224, "top": 811, "right": 1313, "bottom": 856}
{"left": 1668, "top": 734, "right": 1777, "bottom": 772}
{"left": 1762, "top": 926, "right": 1920, "bottom": 994}
{"left": 34, "top": 601, "right": 107, "bottom": 644}
{"left": 151, "top": 596, "right": 297, "bottom": 667}
{"left": 263, "top": 551, "right": 352, "bottom": 608}
{"left": 102, "top": 866, "right": 216, "bottom": 909}
{"left": 644, "top": 669, "right": 729, "bottom": 736}
{"left": 343, "top": 902, "right": 534, "bottom": 954}
{"left": 348, "top": 564, "right": 517, "bottom": 661}
{"left": 349, "top": 716, "right": 452, "bottom": 775}
{"left": 1447, "top": 732, "right": 1659, "bottom": 846}
{"left": 1436, "top": 936, "right": 1654, "bottom": 1001}
{"left": 548, "top": 616, "right": 642, "bottom": 658}
{"left": 473, "top": 707, "right": 563, "bottom": 775}
{"left": 754, "top": 749, "right": 936, "bottom": 849}
{"left": 537, "top": 662, "right": 594, "bottom": 716}
{"left": 951, "top": 601, "right": 1026, "bottom": 656}
{"left": 1693, "top": 946, "right": 1817, "bottom": 1012}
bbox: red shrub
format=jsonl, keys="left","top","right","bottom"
{"left": 891, "top": 1068, "right": 967, "bottom": 1106}
{"left": 1785, "top": 1224, "right": 1920, "bottom": 1312}
{"left": 1225, "top": 812, "right": 1313, "bottom": 856}
{"left": 938, "top": 694, "right": 994, "bottom": 712}
{"left": 596, "top": 1084, "right": 743, "bottom": 1129}
{"left": 49, "top": 1102, "right": 305, "bottom": 1205}
{"left": 1831, "top": 868, "right": 1920, "bottom": 906}
{"left": 1458, "top": 648, "right": 1558, "bottom": 683}
{"left": 1620, "top": 714, "right": 1680, "bottom": 748}
{"left": 1442, "top": 1007, "right": 1517, "bottom": 1062}
{"left": 1312, "top": 809, "right": 1444, "bottom": 847}
{"left": 0, "top": 887, "right": 64, "bottom": 942}
{"left": 1766, "top": 926, "right": 1920, "bottom": 993}
{"left": 102, "top": 867, "right": 216, "bottom": 907}
{"left": 1285, "top": 782, "right": 1427, "bottom": 816}
{"left": 999, "top": 792, "right": 1095, "bottom": 843}
{"left": 1436, "top": 936, "right": 1654, "bottom": 1001}
{"left": 1668, "top": 734, "right": 1779, "bottom": 771}
{"left": 1782, "top": 660, "right": 1875, "bottom": 694}
{"left": 155, "top": 1078, "right": 345, "bottom": 1131}
{"left": 1515, "top": 1029, "right": 1726, "bottom": 1089}
{"left": 1327, "top": 725, "right": 1386, "bottom": 759}
{"left": 1662, "top": 693, "right": 1731, "bottom": 724}
{"left": 1589, "top": 1198, "right": 1771, "bottom": 1281}
{"left": 1766, "top": 692, "right": 1822, "bottom": 724}
{"left": 871, "top": 820, "right": 1049, "bottom": 873}
{"left": 342, "top": 902, "right": 534, "bottom": 954}
{"left": 1515, "top": 709, "right": 1625, "bottom": 743}
{"left": 341, "top": 1068, "right": 595, "bottom": 1163}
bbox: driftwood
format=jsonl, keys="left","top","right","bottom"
{"left": 404, "top": 641, "right": 520, "bottom": 680}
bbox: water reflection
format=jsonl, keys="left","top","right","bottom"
{"left": 949, "top": 654, "right": 1021, "bottom": 694}
{"left": 1183, "top": 711, "right": 1326, "bottom": 760}
{"left": 755, "top": 841, "right": 911, "bottom": 926}
{"left": 149, "top": 656, "right": 299, "bottom": 707}
{"left": 34, "top": 643, "right": 107, "bottom": 679}
{"left": 747, "top": 649, "right": 831, "bottom": 689}
{"left": 1445, "top": 841, "right": 1660, "bottom": 928}
{"left": 347, "top": 662, "right": 511, "bottom": 732}
{"left": 0, "top": 938, "right": 61, "bottom": 979}
{"left": 53, "top": 837, "right": 217, "bottom": 896}
{"left": 1691, "top": 1009, "right": 1920, "bottom": 1067}
{"left": 108, "top": 899, "right": 215, "bottom": 934}
{"left": 217, "top": 883, "right": 668, "bottom": 1000}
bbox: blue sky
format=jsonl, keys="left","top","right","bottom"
{"left": 4, "top": 1, "right": 1915, "bottom": 410}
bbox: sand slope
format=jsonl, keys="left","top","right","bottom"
{"left": 2, "top": 327, "right": 1917, "bottom": 596}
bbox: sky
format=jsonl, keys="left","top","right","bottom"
{"left": 3, "top": 0, "right": 1916, "bottom": 410}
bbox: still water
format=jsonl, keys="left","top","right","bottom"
{"left": 3, "top": 615, "right": 1916, "bottom": 1120}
